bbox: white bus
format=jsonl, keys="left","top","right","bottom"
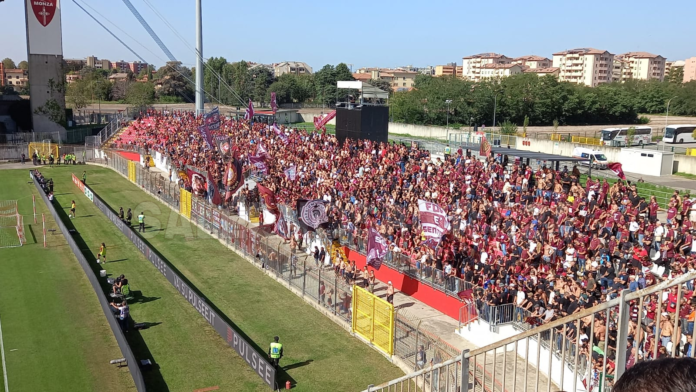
{"left": 662, "top": 124, "right": 696, "bottom": 144}
{"left": 600, "top": 126, "right": 652, "bottom": 147}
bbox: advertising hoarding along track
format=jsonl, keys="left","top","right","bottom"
{"left": 71, "top": 174, "right": 276, "bottom": 388}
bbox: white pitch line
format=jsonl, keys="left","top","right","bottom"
{"left": 0, "top": 314, "right": 8, "bottom": 392}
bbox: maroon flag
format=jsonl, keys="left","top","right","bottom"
{"left": 187, "top": 168, "right": 208, "bottom": 198}
{"left": 274, "top": 212, "right": 290, "bottom": 240}
{"left": 207, "top": 171, "right": 222, "bottom": 205}
{"left": 198, "top": 124, "right": 214, "bottom": 149}
{"left": 367, "top": 228, "right": 388, "bottom": 270}
{"left": 607, "top": 162, "right": 626, "bottom": 180}
{"left": 257, "top": 183, "right": 279, "bottom": 216}
{"left": 244, "top": 99, "right": 255, "bottom": 121}
{"left": 224, "top": 159, "right": 244, "bottom": 202}
{"left": 314, "top": 110, "right": 337, "bottom": 132}
{"left": 284, "top": 166, "right": 297, "bottom": 181}
{"left": 270, "top": 92, "right": 278, "bottom": 113}
{"left": 480, "top": 135, "right": 491, "bottom": 157}
{"left": 272, "top": 123, "right": 288, "bottom": 144}
{"left": 257, "top": 144, "right": 269, "bottom": 158}
{"left": 249, "top": 155, "right": 268, "bottom": 174}
{"left": 417, "top": 199, "right": 450, "bottom": 248}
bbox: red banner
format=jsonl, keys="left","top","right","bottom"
{"left": 314, "top": 110, "right": 336, "bottom": 132}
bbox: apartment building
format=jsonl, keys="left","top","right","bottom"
{"left": 522, "top": 67, "right": 560, "bottom": 78}
{"left": 512, "top": 55, "right": 552, "bottom": 69}
{"left": 0, "top": 63, "right": 4, "bottom": 87}
{"left": 612, "top": 52, "right": 666, "bottom": 82}
{"left": 462, "top": 53, "right": 513, "bottom": 82}
{"left": 684, "top": 57, "right": 696, "bottom": 83}
{"left": 273, "top": 61, "right": 312, "bottom": 77}
{"left": 353, "top": 68, "right": 418, "bottom": 91}
{"left": 111, "top": 60, "right": 131, "bottom": 73}
{"left": 434, "top": 63, "right": 463, "bottom": 77}
{"left": 3, "top": 69, "right": 28, "bottom": 91}
{"left": 130, "top": 61, "right": 148, "bottom": 74}
{"left": 552, "top": 48, "right": 614, "bottom": 87}
{"left": 480, "top": 64, "right": 524, "bottom": 79}
{"left": 86, "top": 56, "right": 111, "bottom": 69}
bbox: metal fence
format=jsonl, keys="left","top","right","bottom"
{"left": 368, "top": 269, "right": 696, "bottom": 392}
{"left": 31, "top": 172, "right": 146, "bottom": 391}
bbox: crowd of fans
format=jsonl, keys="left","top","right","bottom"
{"left": 116, "top": 110, "right": 696, "bottom": 367}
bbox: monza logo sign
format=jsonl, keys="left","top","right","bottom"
{"left": 31, "top": 0, "right": 56, "bottom": 27}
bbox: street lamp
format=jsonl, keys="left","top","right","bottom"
{"left": 445, "top": 99, "right": 452, "bottom": 142}
{"left": 664, "top": 96, "right": 677, "bottom": 150}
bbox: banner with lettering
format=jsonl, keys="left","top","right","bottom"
{"left": 417, "top": 199, "right": 450, "bottom": 248}
{"left": 249, "top": 155, "right": 268, "bottom": 174}
{"left": 367, "top": 228, "right": 388, "bottom": 270}
{"left": 205, "top": 106, "right": 221, "bottom": 131}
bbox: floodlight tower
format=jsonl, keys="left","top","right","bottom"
{"left": 195, "top": 0, "right": 204, "bottom": 115}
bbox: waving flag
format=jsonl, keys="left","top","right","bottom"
{"left": 366, "top": 228, "right": 388, "bottom": 270}
{"left": 270, "top": 92, "right": 278, "bottom": 113}
{"left": 272, "top": 123, "right": 289, "bottom": 144}
{"left": 607, "top": 162, "right": 626, "bottom": 180}
{"left": 417, "top": 199, "right": 451, "bottom": 249}
{"left": 257, "top": 144, "right": 269, "bottom": 159}
{"left": 480, "top": 135, "right": 491, "bottom": 157}
{"left": 313, "top": 110, "right": 337, "bottom": 132}
{"left": 257, "top": 183, "right": 279, "bottom": 216}
{"left": 198, "top": 124, "right": 214, "bottom": 149}
{"left": 244, "top": 99, "right": 255, "bottom": 121}
{"left": 274, "top": 212, "right": 290, "bottom": 240}
{"left": 249, "top": 155, "right": 268, "bottom": 174}
{"left": 224, "top": 159, "right": 244, "bottom": 202}
{"left": 216, "top": 137, "right": 232, "bottom": 161}
{"left": 205, "top": 106, "right": 221, "bottom": 130}
{"left": 207, "top": 171, "right": 222, "bottom": 205}
{"left": 284, "top": 166, "right": 297, "bottom": 181}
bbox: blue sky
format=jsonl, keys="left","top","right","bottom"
{"left": 2, "top": 0, "right": 695, "bottom": 69}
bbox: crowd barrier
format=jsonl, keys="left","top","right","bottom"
{"left": 31, "top": 171, "right": 146, "bottom": 392}
{"left": 70, "top": 174, "right": 277, "bottom": 389}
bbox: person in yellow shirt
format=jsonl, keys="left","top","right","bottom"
{"left": 69, "top": 200, "right": 76, "bottom": 218}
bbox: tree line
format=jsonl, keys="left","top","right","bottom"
{"left": 390, "top": 73, "right": 696, "bottom": 128}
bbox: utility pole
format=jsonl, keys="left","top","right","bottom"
{"left": 195, "top": 0, "right": 204, "bottom": 115}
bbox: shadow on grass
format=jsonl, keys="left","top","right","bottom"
{"left": 52, "top": 197, "right": 170, "bottom": 392}
{"left": 283, "top": 359, "right": 313, "bottom": 371}
{"left": 95, "top": 198, "right": 298, "bottom": 390}
{"left": 129, "top": 290, "right": 161, "bottom": 305}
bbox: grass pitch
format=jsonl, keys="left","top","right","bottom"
{"left": 36, "top": 165, "right": 403, "bottom": 392}
{"left": 0, "top": 169, "right": 134, "bottom": 392}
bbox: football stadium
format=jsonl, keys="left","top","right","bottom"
{"left": 2, "top": 0, "right": 696, "bottom": 391}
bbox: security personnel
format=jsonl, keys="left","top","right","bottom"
{"left": 138, "top": 212, "right": 145, "bottom": 232}
{"left": 268, "top": 336, "right": 283, "bottom": 369}
{"left": 444, "top": 144, "right": 451, "bottom": 159}
{"left": 82, "top": 170, "right": 87, "bottom": 185}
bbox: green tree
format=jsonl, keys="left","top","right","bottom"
{"left": 249, "top": 67, "right": 274, "bottom": 106}
{"left": 17, "top": 61, "right": 28, "bottom": 70}
{"left": 156, "top": 61, "right": 193, "bottom": 101}
{"left": 126, "top": 82, "right": 155, "bottom": 107}
{"left": 203, "top": 57, "right": 228, "bottom": 104}
{"left": 368, "top": 79, "right": 392, "bottom": 93}
{"left": 2, "top": 58, "right": 16, "bottom": 69}
{"left": 66, "top": 78, "right": 91, "bottom": 109}
{"left": 667, "top": 67, "right": 684, "bottom": 84}
{"left": 522, "top": 115, "right": 529, "bottom": 136}
{"left": 499, "top": 120, "right": 518, "bottom": 135}
{"left": 626, "top": 126, "right": 636, "bottom": 146}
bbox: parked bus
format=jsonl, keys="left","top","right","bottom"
{"left": 662, "top": 124, "right": 696, "bottom": 144}
{"left": 600, "top": 126, "right": 652, "bottom": 146}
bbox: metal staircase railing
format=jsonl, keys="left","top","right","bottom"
{"left": 364, "top": 270, "right": 696, "bottom": 392}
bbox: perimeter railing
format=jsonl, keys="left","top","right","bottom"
{"left": 366, "top": 270, "right": 696, "bottom": 392}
